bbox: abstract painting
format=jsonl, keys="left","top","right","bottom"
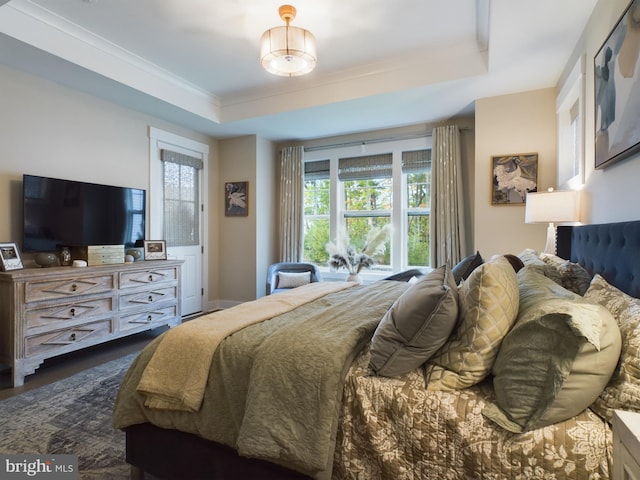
{"left": 594, "top": 0, "right": 640, "bottom": 169}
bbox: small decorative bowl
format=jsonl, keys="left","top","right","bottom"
{"left": 126, "top": 248, "right": 143, "bottom": 261}
{"left": 35, "top": 252, "right": 58, "bottom": 268}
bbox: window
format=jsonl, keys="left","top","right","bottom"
{"left": 303, "top": 160, "right": 330, "bottom": 266}
{"left": 302, "top": 137, "right": 431, "bottom": 276}
{"left": 340, "top": 154, "right": 393, "bottom": 268}
{"left": 403, "top": 150, "right": 431, "bottom": 266}
{"left": 160, "top": 150, "right": 203, "bottom": 247}
{"left": 557, "top": 56, "right": 585, "bottom": 189}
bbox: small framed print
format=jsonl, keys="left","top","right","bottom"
{"left": 225, "top": 181, "right": 248, "bottom": 217}
{"left": 143, "top": 240, "right": 167, "bottom": 260}
{"left": 0, "top": 242, "right": 24, "bottom": 271}
{"left": 491, "top": 153, "right": 538, "bottom": 205}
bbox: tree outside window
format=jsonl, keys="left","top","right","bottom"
{"left": 302, "top": 138, "right": 431, "bottom": 274}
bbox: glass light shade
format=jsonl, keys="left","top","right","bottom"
{"left": 260, "top": 25, "right": 317, "bottom": 77}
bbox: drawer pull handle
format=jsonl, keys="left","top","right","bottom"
{"left": 70, "top": 333, "right": 76, "bottom": 341}
{"left": 147, "top": 315, "right": 152, "bottom": 323}
{"left": 148, "top": 295, "right": 153, "bottom": 302}
{"left": 71, "top": 284, "right": 77, "bottom": 292}
{"left": 148, "top": 275, "right": 153, "bottom": 282}
{"left": 70, "top": 308, "right": 75, "bottom": 317}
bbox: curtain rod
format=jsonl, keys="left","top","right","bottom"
{"left": 303, "top": 127, "right": 472, "bottom": 153}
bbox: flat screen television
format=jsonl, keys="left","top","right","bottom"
{"left": 22, "top": 174, "right": 146, "bottom": 253}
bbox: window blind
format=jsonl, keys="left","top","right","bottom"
{"left": 304, "top": 159, "right": 330, "bottom": 180}
{"left": 401, "top": 149, "right": 431, "bottom": 174}
{"left": 338, "top": 153, "right": 393, "bottom": 180}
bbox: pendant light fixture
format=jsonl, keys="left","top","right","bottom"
{"left": 260, "top": 4, "right": 317, "bottom": 77}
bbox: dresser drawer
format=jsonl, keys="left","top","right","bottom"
{"left": 119, "top": 305, "right": 178, "bottom": 332}
{"left": 24, "top": 275, "right": 115, "bottom": 303}
{"left": 24, "top": 319, "right": 113, "bottom": 357}
{"left": 119, "top": 286, "right": 177, "bottom": 311}
{"left": 25, "top": 297, "right": 114, "bottom": 329}
{"left": 119, "top": 267, "right": 178, "bottom": 289}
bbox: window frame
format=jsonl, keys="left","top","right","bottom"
{"left": 303, "top": 136, "right": 431, "bottom": 281}
{"left": 557, "top": 56, "right": 585, "bottom": 189}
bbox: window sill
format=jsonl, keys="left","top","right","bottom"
{"left": 319, "top": 270, "right": 390, "bottom": 284}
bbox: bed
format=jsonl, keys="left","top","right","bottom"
{"left": 113, "top": 220, "right": 640, "bottom": 479}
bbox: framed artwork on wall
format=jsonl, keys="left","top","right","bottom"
{"left": 144, "top": 240, "right": 167, "bottom": 260}
{"left": 225, "top": 181, "right": 248, "bottom": 217}
{"left": 0, "top": 242, "right": 24, "bottom": 271}
{"left": 491, "top": 153, "right": 538, "bottom": 205}
{"left": 594, "top": 0, "right": 640, "bottom": 169}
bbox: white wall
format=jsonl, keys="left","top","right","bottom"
{"left": 255, "top": 137, "right": 278, "bottom": 298}
{"left": 561, "top": 0, "right": 640, "bottom": 223}
{"left": 0, "top": 63, "right": 220, "bottom": 297}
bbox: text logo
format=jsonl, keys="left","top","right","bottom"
{"left": 0, "top": 455, "right": 78, "bottom": 479}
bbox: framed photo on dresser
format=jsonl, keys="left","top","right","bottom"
{"left": 143, "top": 240, "right": 167, "bottom": 260}
{"left": 0, "top": 242, "right": 24, "bottom": 271}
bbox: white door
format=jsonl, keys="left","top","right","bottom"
{"left": 149, "top": 128, "right": 209, "bottom": 318}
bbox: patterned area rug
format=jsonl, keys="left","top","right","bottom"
{"left": 0, "top": 354, "right": 137, "bottom": 479}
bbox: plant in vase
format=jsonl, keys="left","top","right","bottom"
{"left": 325, "top": 225, "right": 392, "bottom": 283}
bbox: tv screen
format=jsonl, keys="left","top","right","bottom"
{"left": 23, "top": 174, "right": 146, "bottom": 253}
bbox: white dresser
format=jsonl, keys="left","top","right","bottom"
{"left": 0, "top": 260, "right": 182, "bottom": 386}
{"left": 613, "top": 410, "right": 640, "bottom": 480}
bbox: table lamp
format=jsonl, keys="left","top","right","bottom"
{"left": 525, "top": 188, "right": 581, "bottom": 254}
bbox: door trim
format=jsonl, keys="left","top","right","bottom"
{"left": 148, "top": 126, "right": 209, "bottom": 315}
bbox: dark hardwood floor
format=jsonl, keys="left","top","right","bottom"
{"left": 0, "top": 326, "right": 168, "bottom": 400}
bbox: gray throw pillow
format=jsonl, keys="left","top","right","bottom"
{"left": 369, "top": 265, "right": 459, "bottom": 377}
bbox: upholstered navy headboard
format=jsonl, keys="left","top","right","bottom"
{"left": 556, "top": 220, "right": 640, "bottom": 298}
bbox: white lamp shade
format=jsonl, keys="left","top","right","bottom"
{"left": 260, "top": 25, "right": 317, "bottom": 77}
{"left": 525, "top": 190, "right": 581, "bottom": 224}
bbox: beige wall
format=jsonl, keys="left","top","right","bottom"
{"left": 474, "top": 89, "right": 557, "bottom": 257}
{"left": 218, "top": 137, "right": 258, "bottom": 303}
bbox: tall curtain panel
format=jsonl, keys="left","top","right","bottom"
{"left": 279, "top": 146, "right": 304, "bottom": 262}
{"left": 430, "top": 125, "right": 466, "bottom": 267}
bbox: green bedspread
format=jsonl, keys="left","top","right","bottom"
{"left": 113, "top": 280, "right": 408, "bottom": 479}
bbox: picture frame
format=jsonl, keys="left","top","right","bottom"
{"left": 225, "top": 181, "right": 248, "bottom": 217}
{"left": 594, "top": 0, "right": 640, "bottom": 169}
{"left": 143, "top": 240, "right": 167, "bottom": 260}
{"left": 0, "top": 242, "right": 24, "bottom": 271}
{"left": 491, "top": 153, "right": 538, "bottom": 205}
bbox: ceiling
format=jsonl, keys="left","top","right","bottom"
{"left": 0, "top": 0, "right": 598, "bottom": 141}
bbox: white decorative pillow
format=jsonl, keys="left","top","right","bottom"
{"left": 277, "top": 271, "right": 312, "bottom": 289}
{"left": 518, "top": 249, "right": 563, "bottom": 285}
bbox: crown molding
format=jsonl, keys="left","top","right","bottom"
{"left": 0, "top": 0, "right": 221, "bottom": 123}
{"left": 221, "top": 41, "right": 487, "bottom": 123}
